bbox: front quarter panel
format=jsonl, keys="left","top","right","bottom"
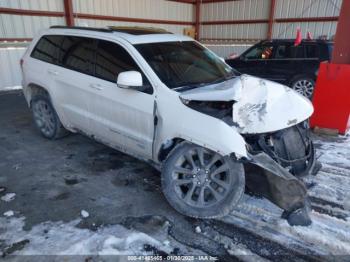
{"left": 154, "top": 86, "right": 247, "bottom": 162}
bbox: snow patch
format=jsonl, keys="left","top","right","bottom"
{"left": 1, "top": 193, "right": 16, "bottom": 202}
{"left": 3, "top": 210, "right": 14, "bottom": 217}
{"left": 0, "top": 216, "right": 174, "bottom": 256}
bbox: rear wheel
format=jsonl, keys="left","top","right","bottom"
{"left": 161, "top": 142, "right": 245, "bottom": 218}
{"left": 290, "top": 76, "right": 315, "bottom": 99}
{"left": 31, "top": 94, "right": 68, "bottom": 139}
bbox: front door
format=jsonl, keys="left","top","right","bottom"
{"left": 239, "top": 43, "right": 274, "bottom": 79}
{"left": 88, "top": 39, "right": 155, "bottom": 159}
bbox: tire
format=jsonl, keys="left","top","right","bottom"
{"left": 31, "top": 94, "right": 68, "bottom": 140}
{"left": 290, "top": 76, "right": 315, "bottom": 99}
{"left": 161, "top": 142, "right": 245, "bottom": 218}
{"left": 271, "top": 125, "right": 309, "bottom": 176}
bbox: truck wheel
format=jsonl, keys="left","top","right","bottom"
{"left": 290, "top": 76, "right": 315, "bottom": 99}
{"left": 161, "top": 142, "right": 245, "bottom": 218}
{"left": 31, "top": 94, "right": 68, "bottom": 139}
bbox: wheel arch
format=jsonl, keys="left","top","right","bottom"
{"left": 288, "top": 73, "right": 316, "bottom": 87}
{"left": 25, "top": 83, "right": 51, "bottom": 108}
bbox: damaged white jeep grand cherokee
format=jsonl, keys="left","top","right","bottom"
{"left": 22, "top": 26, "right": 321, "bottom": 226}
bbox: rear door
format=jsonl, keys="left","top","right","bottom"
{"left": 266, "top": 43, "right": 306, "bottom": 84}
{"left": 52, "top": 35, "right": 97, "bottom": 132}
{"left": 88, "top": 39, "right": 155, "bottom": 159}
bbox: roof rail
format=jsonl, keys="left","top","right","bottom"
{"left": 50, "top": 26, "right": 113, "bottom": 33}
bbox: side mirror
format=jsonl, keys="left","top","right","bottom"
{"left": 117, "top": 71, "right": 144, "bottom": 91}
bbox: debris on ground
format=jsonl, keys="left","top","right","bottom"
{"left": 12, "top": 164, "right": 21, "bottom": 170}
{"left": 195, "top": 226, "right": 202, "bottom": 234}
{"left": 2, "top": 239, "right": 30, "bottom": 257}
{"left": 81, "top": 210, "right": 89, "bottom": 218}
{"left": 1, "top": 193, "right": 16, "bottom": 202}
{"left": 0, "top": 186, "right": 6, "bottom": 195}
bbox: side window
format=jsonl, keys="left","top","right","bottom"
{"left": 274, "top": 44, "right": 288, "bottom": 59}
{"left": 289, "top": 45, "right": 304, "bottom": 59}
{"left": 31, "top": 35, "right": 63, "bottom": 64}
{"left": 95, "top": 40, "right": 153, "bottom": 94}
{"left": 58, "top": 36, "right": 95, "bottom": 75}
{"left": 305, "top": 44, "right": 319, "bottom": 59}
{"left": 244, "top": 45, "right": 274, "bottom": 60}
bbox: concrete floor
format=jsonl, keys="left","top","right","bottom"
{"left": 1, "top": 91, "right": 349, "bottom": 260}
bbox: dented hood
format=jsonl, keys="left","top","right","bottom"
{"left": 180, "top": 75, "right": 314, "bottom": 134}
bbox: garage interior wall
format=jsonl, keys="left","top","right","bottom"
{"left": 0, "top": 0, "right": 342, "bottom": 89}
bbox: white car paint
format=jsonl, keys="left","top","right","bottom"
{"left": 180, "top": 75, "right": 314, "bottom": 134}
{"left": 21, "top": 27, "right": 313, "bottom": 165}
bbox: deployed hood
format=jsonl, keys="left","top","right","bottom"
{"left": 180, "top": 75, "right": 314, "bottom": 134}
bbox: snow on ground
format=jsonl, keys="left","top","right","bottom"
{"left": 0, "top": 86, "right": 22, "bottom": 92}
{"left": 0, "top": 216, "right": 175, "bottom": 256}
{"left": 1, "top": 193, "right": 16, "bottom": 202}
{"left": 314, "top": 133, "right": 350, "bottom": 170}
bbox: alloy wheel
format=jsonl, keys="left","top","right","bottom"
{"left": 32, "top": 100, "right": 56, "bottom": 137}
{"left": 171, "top": 147, "right": 232, "bottom": 208}
{"left": 292, "top": 79, "right": 314, "bottom": 98}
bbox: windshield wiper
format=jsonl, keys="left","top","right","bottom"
{"left": 173, "top": 82, "right": 208, "bottom": 92}
{"left": 173, "top": 71, "right": 237, "bottom": 92}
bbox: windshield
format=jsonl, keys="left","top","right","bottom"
{"left": 135, "top": 41, "right": 236, "bottom": 90}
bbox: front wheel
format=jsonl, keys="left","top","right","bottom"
{"left": 161, "top": 142, "right": 245, "bottom": 218}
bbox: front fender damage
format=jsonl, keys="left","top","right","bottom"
{"left": 244, "top": 152, "right": 311, "bottom": 226}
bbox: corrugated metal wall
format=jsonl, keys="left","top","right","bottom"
{"left": 206, "top": 44, "right": 252, "bottom": 58}
{"left": 74, "top": 0, "right": 193, "bottom": 22}
{"left": 0, "top": 0, "right": 65, "bottom": 39}
{"left": 0, "top": 47, "right": 26, "bottom": 89}
{"left": 273, "top": 0, "right": 341, "bottom": 38}
{"left": 0, "top": 0, "right": 64, "bottom": 11}
{"left": 0, "top": 15, "right": 65, "bottom": 38}
{"left": 73, "top": 0, "right": 193, "bottom": 35}
{"left": 201, "top": 0, "right": 270, "bottom": 40}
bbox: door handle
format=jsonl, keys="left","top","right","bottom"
{"left": 47, "top": 69, "right": 59, "bottom": 76}
{"left": 89, "top": 83, "right": 103, "bottom": 90}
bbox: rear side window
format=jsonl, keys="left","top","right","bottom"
{"left": 95, "top": 40, "right": 152, "bottom": 94}
{"left": 289, "top": 45, "right": 304, "bottom": 58}
{"left": 305, "top": 44, "right": 319, "bottom": 59}
{"left": 59, "top": 36, "right": 96, "bottom": 75}
{"left": 31, "top": 35, "right": 63, "bottom": 64}
{"left": 274, "top": 44, "right": 304, "bottom": 59}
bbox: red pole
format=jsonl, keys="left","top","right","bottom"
{"left": 195, "top": 0, "right": 200, "bottom": 40}
{"left": 267, "top": 0, "right": 276, "bottom": 40}
{"left": 332, "top": 0, "right": 350, "bottom": 64}
{"left": 63, "top": 0, "right": 74, "bottom": 27}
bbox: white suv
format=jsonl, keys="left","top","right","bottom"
{"left": 21, "top": 26, "right": 320, "bottom": 226}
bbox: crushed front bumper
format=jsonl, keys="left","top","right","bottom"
{"left": 242, "top": 141, "right": 319, "bottom": 226}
